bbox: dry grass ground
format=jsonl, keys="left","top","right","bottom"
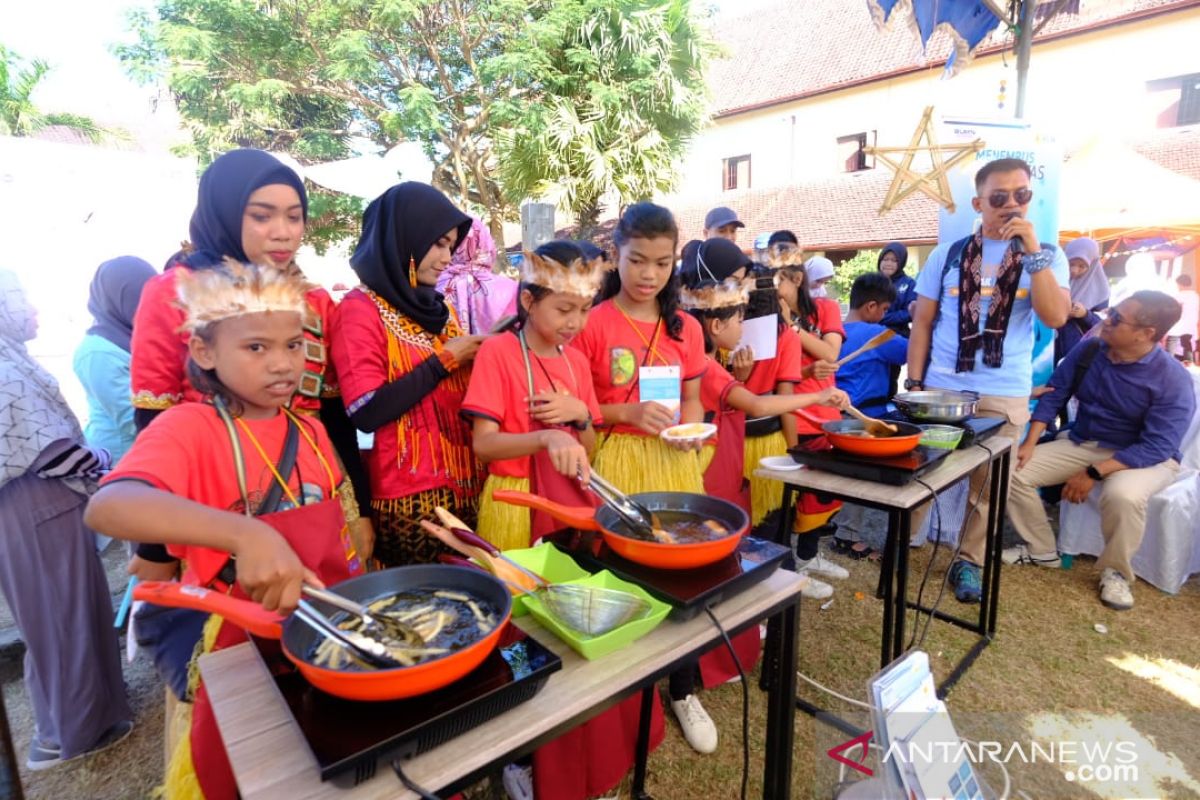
{"left": 4, "top": 540, "right": 1199, "bottom": 799}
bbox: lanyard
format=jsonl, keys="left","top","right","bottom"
{"left": 518, "top": 330, "right": 579, "bottom": 415}
{"left": 614, "top": 300, "right": 668, "bottom": 366}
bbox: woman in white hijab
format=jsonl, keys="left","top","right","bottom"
{"left": 1055, "top": 237, "right": 1111, "bottom": 363}
{"left": 1110, "top": 252, "right": 1166, "bottom": 307}
{"left": 0, "top": 271, "right": 132, "bottom": 770}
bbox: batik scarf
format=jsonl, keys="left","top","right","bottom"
{"left": 956, "top": 233, "right": 1024, "bottom": 372}
{"left": 0, "top": 271, "right": 85, "bottom": 491}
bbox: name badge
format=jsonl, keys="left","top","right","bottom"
{"left": 639, "top": 365, "right": 681, "bottom": 423}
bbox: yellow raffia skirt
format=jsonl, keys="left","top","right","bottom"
{"left": 592, "top": 433, "right": 712, "bottom": 495}
{"left": 477, "top": 474, "right": 533, "bottom": 551}
{"left": 743, "top": 431, "right": 789, "bottom": 527}
{"left": 162, "top": 613, "right": 224, "bottom": 800}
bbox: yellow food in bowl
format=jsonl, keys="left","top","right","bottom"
{"left": 665, "top": 424, "right": 708, "bottom": 438}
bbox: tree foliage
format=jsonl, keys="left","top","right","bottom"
{"left": 0, "top": 45, "right": 116, "bottom": 143}
{"left": 117, "top": 0, "right": 716, "bottom": 252}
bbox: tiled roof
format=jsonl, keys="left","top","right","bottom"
{"left": 707, "top": 0, "right": 1198, "bottom": 117}
{"left": 664, "top": 169, "right": 940, "bottom": 250}
{"left": 1130, "top": 125, "right": 1200, "bottom": 180}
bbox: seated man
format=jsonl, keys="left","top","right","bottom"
{"left": 1004, "top": 291, "right": 1195, "bottom": 610}
{"left": 837, "top": 272, "right": 910, "bottom": 416}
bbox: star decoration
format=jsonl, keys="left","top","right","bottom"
{"left": 865, "top": 106, "right": 984, "bottom": 214}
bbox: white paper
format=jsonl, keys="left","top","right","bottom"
{"left": 736, "top": 315, "right": 778, "bottom": 361}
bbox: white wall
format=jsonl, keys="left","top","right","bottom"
{"left": 677, "top": 8, "right": 1200, "bottom": 198}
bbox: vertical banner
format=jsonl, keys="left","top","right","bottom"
{"left": 938, "top": 116, "right": 1064, "bottom": 392}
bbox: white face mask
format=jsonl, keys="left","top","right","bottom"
{"left": 811, "top": 285, "right": 828, "bottom": 299}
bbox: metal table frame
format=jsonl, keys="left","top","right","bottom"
{"left": 759, "top": 439, "right": 1011, "bottom": 703}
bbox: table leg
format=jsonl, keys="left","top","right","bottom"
{"left": 631, "top": 684, "right": 655, "bottom": 800}
{"left": 762, "top": 486, "right": 797, "bottom": 693}
{"left": 878, "top": 509, "right": 900, "bottom": 667}
{"left": 986, "top": 450, "right": 1010, "bottom": 636}
{"left": 763, "top": 600, "right": 798, "bottom": 800}
{"left": 891, "top": 510, "right": 912, "bottom": 663}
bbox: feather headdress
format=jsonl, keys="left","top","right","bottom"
{"left": 679, "top": 278, "right": 748, "bottom": 311}
{"left": 176, "top": 258, "right": 308, "bottom": 332}
{"left": 520, "top": 250, "right": 604, "bottom": 298}
{"left": 764, "top": 247, "right": 806, "bottom": 271}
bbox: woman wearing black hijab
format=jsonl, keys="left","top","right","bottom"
{"left": 128, "top": 148, "right": 372, "bottom": 572}
{"left": 331, "top": 182, "right": 486, "bottom": 567}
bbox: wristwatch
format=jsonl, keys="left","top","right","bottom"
{"left": 1022, "top": 249, "right": 1054, "bottom": 274}
{"left": 1085, "top": 464, "right": 1104, "bottom": 481}
{"left": 904, "top": 378, "right": 925, "bottom": 391}
{"left": 570, "top": 411, "right": 593, "bottom": 432}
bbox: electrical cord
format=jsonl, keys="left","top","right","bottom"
{"left": 704, "top": 607, "right": 749, "bottom": 800}
{"left": 392, "top": 761, "right": 441, "bottom": 800}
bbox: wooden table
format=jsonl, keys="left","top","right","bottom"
{"left": 754, "top": 438, "right": 1013, "bottom": 697}
{"left": 200, "top": 568, "right": 803, "bottom": 800}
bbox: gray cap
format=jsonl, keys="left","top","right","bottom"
{"left": 704, "top": 206, "right": 744, "bottom": 230}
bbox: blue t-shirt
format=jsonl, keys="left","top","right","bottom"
{"left": 836, "top": 321, "right": 909, "bottom": 415}
{"left": 915, "top": 238, "right": 1069, "bottom": 398}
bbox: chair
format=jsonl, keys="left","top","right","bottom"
{"left": 1058, "top": 369, "right": 1200, "bottom": 594}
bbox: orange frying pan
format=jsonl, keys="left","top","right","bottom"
{"left": 492, "top": 489, "right": 747, "bottom": 570}
{"left": 796, "top": 410, "right": 923, "bottom": 458}
{"left": 133, "top": 565, "right": 511, "bottom": 701}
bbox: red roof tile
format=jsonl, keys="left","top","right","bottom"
{"left": 1130, "top": 125, "right": 1200, "bottom": 180}
{"left": 708, "top": 0, "right": 1198, "bottom": 118}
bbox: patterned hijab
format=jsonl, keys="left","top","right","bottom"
{"left": 86, "top": 256, "right": 156, "bottom": 352}
{"left": 184, "top": 149, "right": 308, "bottom": 270}
{"left": 0, "top": 271, "right": 84, "bottom": 490}
{"left": 350, "top": 182, "right": 472, "bottom": 334}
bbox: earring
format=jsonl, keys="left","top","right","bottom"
{"left": 408, "top": 256, "right": 417, "bottom": 286}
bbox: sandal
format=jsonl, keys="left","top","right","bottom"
{"left": 831, "top": 537, "right": 858, "bottom": 556}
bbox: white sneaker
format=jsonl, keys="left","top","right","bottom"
{"left": 1001, "top": 544, "right": 1061, "bottom": 568}
{"left": 1099, "top": 568, "right": 1134, "bottom": 611}
{"left": 797, "top": 553, "right": 849, "bottom": 580}
{"left": 798, "top": 573, "right": 834, "bottom": 600}
{"left": 670, "top": 694, "right": 718, "bottom": 754}
{"left": 502, "top": 763, "right": 534, "bottom": 800}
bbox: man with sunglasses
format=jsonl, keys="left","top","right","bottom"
{"left": 1003, "top": 292, "right": 1193, "bottom": 610}
{"left": 907, "top": 158, "right": 1071, "bottom": 603}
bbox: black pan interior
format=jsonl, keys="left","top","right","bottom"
{"left": 281, "top": 564, "right": 512, "bottom": 671}
{"left": 595, "top": 491, "right": 749, "bottom": 541}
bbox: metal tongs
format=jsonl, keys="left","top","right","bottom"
{"left": 584, "top": 470, "right": 672, "bottom": 543}
{"left": 302, "top": 585, "right": 425, "bottom": 645}
{"left": 293, "top": 599, "right": 402, "bottom": 669}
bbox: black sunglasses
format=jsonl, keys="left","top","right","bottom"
{"left": 1107, "top": 309, "right": 1147, "bottom": 329}
{"left": 986, "top": 188, "right": 1034, "bottom": 208}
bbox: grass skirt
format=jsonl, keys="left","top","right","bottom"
{"left": 593, "top": 433, "right": 710, "bottom": 494}
{"left": 476, "top": 474, "right": 532, "bottom": 551}
{"left": 743, "top": 430, "right": 789, "bottom": 527}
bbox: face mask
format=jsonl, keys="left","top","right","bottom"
{"left": 811, "top": 285, "right": 828, "bottom": 299}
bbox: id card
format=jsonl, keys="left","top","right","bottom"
{"left": 639, "top": 365, "right": 681, "bottom": 423}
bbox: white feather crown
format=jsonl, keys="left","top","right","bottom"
{"left": 520, "top": 250, "right": 604, "bottom": 298}
{"left": 679, "top": 278, "right": 748, "bottom": 311}
{"left": 176, "top": 259, "right": 309, "bottom": 332}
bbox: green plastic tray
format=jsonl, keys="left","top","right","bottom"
{"left": 499, "top": 543, "right": 591, "bottom": 617}
{"left": 522, "top": 570, "right": 671, "bottom": 660}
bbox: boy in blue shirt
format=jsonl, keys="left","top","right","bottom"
{"left": 837, "top": 272, "right": 910, "bottom": 416}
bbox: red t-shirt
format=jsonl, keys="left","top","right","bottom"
{"left": 699, "top": 354, "right": 738, "bottom": 414}
{"left": 569, "top": 301, "right": 707, "bottom": 436}
{"left": 129, "top": 266, "right": 339, "bottom": 413}
{"left": 793, "top": 298, "right": 846, "bottom": 434}
{"left": 103, "top": 403, "right": 343, "bottom": 583}
{"left": 462, "top": 332, "right": 603, "bottom": 479}
{"left": 331, "top": 289, "right": 475, "bottom": 499}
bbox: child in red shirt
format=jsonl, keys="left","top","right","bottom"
{"left": 464, "top": 241, "right": 604, "bottom": 550}
{"left": 87, "top": 262, "right": 362, "bottom": 800}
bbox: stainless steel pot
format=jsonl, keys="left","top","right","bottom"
{"left": 892, "top": 390, "right": 979, "bottom": 423}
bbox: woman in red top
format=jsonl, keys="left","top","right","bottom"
{"left": 332, "top": 182, "right": 486, "bottom": 567}
{"left": 87, "top": 262, "right": 362, "bottom": 800}
{"left": 768, "top": 246, "right": 851, "bottom": 592}
{"left": 128, "top": 149, "right": 369, "bottom": 572}
{"left": 464, "top": 241, "right": 604, "bottom": 550}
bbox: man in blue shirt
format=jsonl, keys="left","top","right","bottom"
{"left": 838, "top": 272, "right": 909, "bottom": 416}
{"left": 1004, "top": 292, "right": 1194, "bottom": 610}
{"left": 907, "top": 158, "right": 1071, "bottom": 603}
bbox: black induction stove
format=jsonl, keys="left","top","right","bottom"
{"left": 544, "top": 534, "right": 790, "bottom": 620}
{"left": 787, "top": 416, "right": 1004, "bottom": 486}
{"left": 253, "top": 625, "right": 561, "bottom": 786}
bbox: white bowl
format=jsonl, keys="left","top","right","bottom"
{"left": 759, "top": 455, "right": 802, "bottom": 471}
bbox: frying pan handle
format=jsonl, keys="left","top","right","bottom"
{"left": 132, "top": 581, "right": 284, "bottom": 640}
{"left": 491, "top": 490, "right": 601, "bottom": 531}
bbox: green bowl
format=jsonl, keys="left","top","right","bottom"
{"left": 918, "top": 424, "right": 965, "bottom": 450}
{"left": 523, "top": 570, "right": 671, "bottom": 660}
{"left": 498, "top": 543, "right": 590, "bottom": 617}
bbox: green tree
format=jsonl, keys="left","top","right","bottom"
{"left": 828, "top": 249, "right": 880, "bottom": 303}
{"left": 118, "top": 0, "right": 715, "bottom": 252}
{"left": 0, "top": 45, "right": 113, "bottom": 142}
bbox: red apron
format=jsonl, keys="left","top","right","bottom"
{"left": 191, "top": 408, "right": 361, "bottom": 800}
{"left": 698, "top": 383, "right": 760, "bottom": 688}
